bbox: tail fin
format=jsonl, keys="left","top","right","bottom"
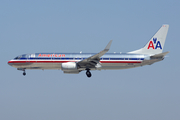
{"left": 129, "top": 24, "right": 169, "bottom": 55}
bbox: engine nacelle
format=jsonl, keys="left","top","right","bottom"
{"left": 61, "top": 62, "right": 78, "bottom": 71}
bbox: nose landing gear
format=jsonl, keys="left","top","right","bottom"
{"left": 23, "top": 71, "right": 26, "bottom": 76}
{"left": 17, "top": 68, "right": 26, "bottom": 76}
{"left": 86, "top": 69, "right": 92, "bottom": 78}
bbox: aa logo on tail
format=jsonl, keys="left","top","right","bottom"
{"left": 147, "top": 38, "right": 162, "bottom": 49}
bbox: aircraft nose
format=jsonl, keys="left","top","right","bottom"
{"left": 8, "top": 60, "right": 13, "bottom": 66}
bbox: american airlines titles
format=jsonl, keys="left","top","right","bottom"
{"left": 38, "top": 54, "right": 65, "bottom": 57}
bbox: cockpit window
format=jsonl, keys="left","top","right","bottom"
{"left": 14, "top": 56, "right": 22, "bottom": 59}
{"left": 14, "top": 57, "right": 18, "bottom": 59}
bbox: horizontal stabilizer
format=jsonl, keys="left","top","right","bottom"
{"left": 150, "top": 51, "right": 169, "bottom": 59}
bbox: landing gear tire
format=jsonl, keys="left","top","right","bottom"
{"left": 23, "top": 72, "right": 26, "bottom": 76}
{"left": 86, "top": 70, "right": 92, "bottom": 78}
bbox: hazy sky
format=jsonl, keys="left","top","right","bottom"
{"left": 1, "top": 0, "right": 180, "bottom": 120}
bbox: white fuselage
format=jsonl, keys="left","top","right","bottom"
{"left": 8, "top": 53, "right": 162, "bottom": 71}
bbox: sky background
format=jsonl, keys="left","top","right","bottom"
{"left": 1, "top": 0, "right": 180, "bottom": 120}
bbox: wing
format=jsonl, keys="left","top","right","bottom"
{"left": 77, "top": 40, "right": 112, "bottom": 69}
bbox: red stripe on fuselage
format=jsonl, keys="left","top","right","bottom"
{"left": 8, "top": 60, "right": 142, "bottom": 64}
{"left": 100, "top": 61, "right": 141, "bottom": 63}
{"left": 8, "top": 61, "right": 75, "bottom": 63}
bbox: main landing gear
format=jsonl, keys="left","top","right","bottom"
{"left": 86, "top": 69, "right": 92, "bottom": 78}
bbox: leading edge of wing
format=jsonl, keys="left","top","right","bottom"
{"left": 78, "top": 40, "right": 113, "bottom": 64}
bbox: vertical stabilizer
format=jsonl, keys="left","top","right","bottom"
{"left": 129, "top": 25, "right": 169, "bottom": 55}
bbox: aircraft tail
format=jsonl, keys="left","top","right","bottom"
{"left": 129, "top": 24, "right": 169, "bottom": 55}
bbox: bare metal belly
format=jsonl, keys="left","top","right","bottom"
{"left": 11, "top": 62, "right": 144, "bottom": 70}
{"left": 11, "top": 63, "right": 62, "bottom": 70}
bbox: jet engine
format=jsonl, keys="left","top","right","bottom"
{"left": 61, "top": 62, "right": 78, "bottom": 71}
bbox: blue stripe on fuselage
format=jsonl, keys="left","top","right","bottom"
{"left": 18, "top": 57, "right": 144, "bottom": 60}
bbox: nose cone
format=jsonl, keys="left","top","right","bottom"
{"left": 8, "top": 60, "right": 13, "bottom": 66}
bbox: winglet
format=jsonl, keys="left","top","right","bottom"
{"left": 77, "top": 40, "right": 113, "bottom": 64}
{"left": 104, "top": 40, "right": 113, "bottom": 51}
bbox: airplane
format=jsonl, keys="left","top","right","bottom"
{"left": 8, "top": 24, "right": 169, "bottom": 78}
